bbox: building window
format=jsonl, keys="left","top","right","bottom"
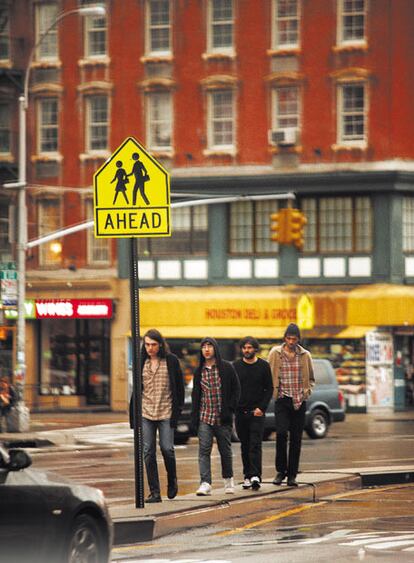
{"left": 337, "top": 0, "right": 366, "bottom": 45}
{"left": 38, "top": 199, "right": 61, "bottom": 266}
{"left": 338, "top": 83, "right": 366, "bottom": 144}
{"left": 146, "top": 0, "right": 171, "bottom": 54}
{"left": 86, "top": 96, "right": 109, "bottom": 152}
{"left": 139, "top": 205, "right": 208, "bottom": 256}
{"left": 208, "top": 0, "right": 234, "bottom": 53}
{"left": 302, "top": 196, "right": 372, "bottom": 253}
{"left": 0, "top": 6, "right": 10, "bottom": 61}
{"left": 146, "top": 92, "right": 172, "bottom": 150}
{"left": 229, "top": 200, "right": 279, "bottom": 254}
{"left": 403, "top": 197, "right": 414, "bottom": 253}
{"left": 85, "top": 199, "right": 110, "bottom": 264}
{"left": 272, "top": 0, "right": 300, "bottom": 49}
{"left": 36, "top": 3, "right": 58, "bottom": 61}
{"left": 272, "top": 86, "right": 300, "bottom": 129}
{"left": 85, "top": 11, "right": 107, "bottom": 57}
{"left": 0, "top": 102, "right": 10, "bottom": 154}
{"left": 207, "top": 90, "right": 234, "bottom": 149}
{"left": 38, "top": 98, "right": 59, "bottom": 153}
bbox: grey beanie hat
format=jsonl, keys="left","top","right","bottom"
{"left": 284, "top": 323, "right": 301, "bottom": 340}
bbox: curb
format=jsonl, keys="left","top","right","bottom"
{"left": 112, "top": 473, "right": 361, "bottom": 545}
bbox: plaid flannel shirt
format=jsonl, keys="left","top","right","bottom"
{"left": 278, "top": 348, "right": 304, "bottom": 410}
{"left": 200, "top": 364, "right": 222, "bottom": 425}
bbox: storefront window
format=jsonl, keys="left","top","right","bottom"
{"left": 302, "top": 338, "right": 366, "bottom": 412}
{"left": 39, "top": 318, "right": 110, "bottom": 404}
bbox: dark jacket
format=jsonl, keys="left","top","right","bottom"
{"left": 190, "top": 337, "right": 241, "bottom": 431}
{"left": 129, "top": 352, "right": 185, "bottom": 429}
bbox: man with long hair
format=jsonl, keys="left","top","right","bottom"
{"left": 130, "top": 329, "right": 184, "bottom": 503}
{"left": 190, "top": 337, "right": 240, "bottom": 496}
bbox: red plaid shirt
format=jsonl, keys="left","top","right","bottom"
{"left": 278, "top": 346, "right": 303, "bottom": 410}
{"left": 200, "top": 364, "right": 222, "bottom": 425}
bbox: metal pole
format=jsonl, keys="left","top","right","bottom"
{"left": 129, "top": 237, "right": 145, "bottom": 508}
{"left": 13, "top": 95, "right": 29, "bottom": 431}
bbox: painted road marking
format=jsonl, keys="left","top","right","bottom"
{"left": 215, "top": 502, "right": 327, "bottom": 537}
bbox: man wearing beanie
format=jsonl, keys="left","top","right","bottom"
{"left": 190, "top": 337, "right": 240, "bottom": 496}
{"left": 268, "top": 323, "right": 315, "bottom": 487}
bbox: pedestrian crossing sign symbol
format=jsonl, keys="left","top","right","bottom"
{"left": 93, "top": 137, "right": 171, "bottom": 238}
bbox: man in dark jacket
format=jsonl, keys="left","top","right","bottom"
{"left": 191, "top": 337, "right": 240, "bottom": 496}
{"left": 234, "top": 337, "right": 273, "bottom": 491}
{"left": 129, "top": 329, "right": 184, "bottom": 503}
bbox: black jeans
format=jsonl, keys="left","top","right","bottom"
{"left": 274, "top": 397, "right": 306, "bottom": 479}
{"left": 235, "top": 411, "right": 265, "bottom": 479}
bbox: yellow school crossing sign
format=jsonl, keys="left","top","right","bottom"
{"left": 93, "top": 137, "right": 171, "bottom": 238}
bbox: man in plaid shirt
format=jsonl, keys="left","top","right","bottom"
{"left": 268, "top": 323, "right": 315, "bottom": 487}
{"left": 191, "top": 337, "right": 240, "bottom": 496}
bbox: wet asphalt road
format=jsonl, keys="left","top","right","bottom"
{"left": 21, "top": 413, "right": 414, "bottom": 562}
{"left": 26, "top": 413, "right": 414, "bottom": 503}
{"left": 111, "top": 483, "right": 414, "bottom": 562}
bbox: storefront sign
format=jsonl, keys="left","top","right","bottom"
{"left": 34, "top": 299, "right": 113, "bottom": 319}
{"left": 4, "top": 300, "right": 36, "bottom": 319}
{"left": 204, "top": 307, "right": 296, "bottom": 322}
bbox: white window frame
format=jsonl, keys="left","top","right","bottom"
{"left": 84, "top": 13, "right": 107, "bottom": 58}
{"left": 35, "top": 2, "right": 59, "bottom": 62}
{"left": 0, "top": 6, "right": 10, "bottom": 62}
{"left": 0, "top": 101, "right": 11, "bottom": 154}
{"left": 145, "top": 0, "right": 171, "bottom": 56}
{"left": 38, "top": 97, "right": 59, "bottom": 154}
{"left": 272, "top": 85, "right": 300, "bottom": 130}
{"left": 272, "top": 0, "right": 300, "bottom": 50}
{"left": 146, "top": 91, "right": 173, "bottom": 150}
{"left": 207, "top": 0, "right": 234, "bottom": 55}
{"left": 337, "top": 0, "right": 367, "bottom": 46}
{"left": 85, "top": 199, "right": 111, "bottom": 265}
{"left": 86, "top": 95, "right": 109, "bottom": 153}
{"left": 207, "top": 89, "right": 235, "bottom": 151}
{"left": 337, "top": 82, "right": 367, "bottom": 146}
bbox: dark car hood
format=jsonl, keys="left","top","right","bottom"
{"left": 4, "top": 467, "right": 107, "bottom": 506}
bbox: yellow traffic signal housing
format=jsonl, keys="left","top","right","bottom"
{"left": 270, "top": 210, "right": 288, "bottom": 243}
{"left": 287, "top": 208, "right": 307, "bottom": 250}
{"left": 270, "top": 208, "right": 307, "bottom": 249}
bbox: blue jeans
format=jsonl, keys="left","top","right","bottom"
{"left": 198, "top": 421, "right": 233, "bottom": 484}
{"left": 142, "top": 417, "right": 176, "bottom": 496}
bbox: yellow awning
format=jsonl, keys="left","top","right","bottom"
{"left": 123, "top": 284, "right": 414, "bottom": 340}
{"left": 139, "top": 325, "right": 287, "bottom": 339}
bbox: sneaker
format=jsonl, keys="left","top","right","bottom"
{"left": 242, "top": 478, "right": 251, "bottom": 489}
{"left": 196, "top": 482, "right": 212, "bottom": 496}
{"left": 251, "top": 476, "right": 261, "bottom": 491}
{"left": 224, "top": 477, "right": 235, "bottom": 494}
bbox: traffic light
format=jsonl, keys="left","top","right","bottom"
{"left": 270, "top": 210, "right": 288, "bottom": 244}
{"left": 287, "top": 208, "right": 307, "bottom": 250}
{"left": 270, "top": 208, "right": 307, "bottom": 249}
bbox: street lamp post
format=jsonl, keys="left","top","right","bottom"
{"left": 5, "top": 5, "right": 106, "bottom": 432}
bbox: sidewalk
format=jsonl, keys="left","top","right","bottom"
{"left": 1, "top": 410, "right": 414, "bottom": 545}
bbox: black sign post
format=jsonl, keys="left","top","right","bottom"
{"left": 129, "top": 237, "right": 145, "bottom": 508}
